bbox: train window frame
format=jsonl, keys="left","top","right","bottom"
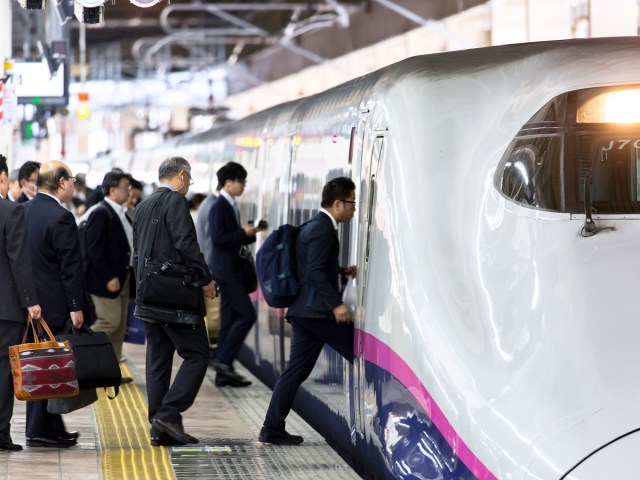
{"left": 495, "top": 85, "right": 640, "bottom": 215}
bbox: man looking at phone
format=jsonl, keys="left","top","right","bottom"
{"left": 208, "top": 162, "right": 266, "bottom": 387}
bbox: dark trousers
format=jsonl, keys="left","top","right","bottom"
{"left": 25, "top": 323, "right": 68, "bottom": 438}
{"left": 0, "top": 320, "right": 25, "bottom": 438}
{"left": 263, "top": 316, "right": 354, "bottom": 432}
{"left": 144, "top": 320, "right": 209, "bottom": 425}
{"left": 215, "top": 281, "right": 256, "bottom": 365}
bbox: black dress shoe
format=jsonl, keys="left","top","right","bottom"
{"left": 26, "top": 436, "right": 77, "bottom": 448}
{"left": 150, "top": 433, "right": 188, "bottom": 447}
{"left": 215, "top": 374, "right": 252, "bottom": 387}
{"left": 151, "top": 418, "right": 198, "bottom": 445}
{"left": 258, "top": 426, "right": 303, "bottom": 445}
{"left": 58, "top": 431, "right": 80, "bottom": 440}
{"left": 0, "top": 436, "right": 22, "bottom": 451}
{"left": 120, "top": 377, "right": 134, "bottom": 385}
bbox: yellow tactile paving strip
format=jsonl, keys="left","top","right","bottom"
{"left": 93, "top": 363, "right": 173, "bottom": 480}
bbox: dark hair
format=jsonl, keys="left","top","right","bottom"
{"left": 101, "top": 171, "right": 130, "bottom": 197}
{"left": 158, "top": 157, "right": 190, "bottom": 181}
{"left": 18, "top": 161, "right": 41, "bottom": 183}
{"left": 216, "top": 161, "right": 247, "bottom": 186}
{"left": 321, "top": 176, "right": 356, "bottom": 208}
{"left": 0, "top": 155, "right": 8, "bottom": 176}
{"left": 129, "top": 177, "right": 143, "bottom": 191}
{"left": 37, "top": 167, "right": 68, "bottom": 193}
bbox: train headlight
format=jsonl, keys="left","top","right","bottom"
{"left": 577, "top": 87, "right": 640, "bottom": 123}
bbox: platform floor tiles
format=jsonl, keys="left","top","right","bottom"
{"left": 0, "top": 342, "right": 360, "bottom": 480}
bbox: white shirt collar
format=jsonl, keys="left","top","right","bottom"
{"left": 159, "top": 183, "right": 176, "bottom": 191}
{"left": 220, "top": 189, "right": 236, "bottom": 207}
{"left": 40, "top": 192, "right": 63, "bottom": 206}
{"left": 103, "top": 197, "right": 126, "bottom": 215}
{"left": 320, "top": 208, "right": 338, "bottom": 230}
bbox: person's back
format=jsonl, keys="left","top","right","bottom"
{"left": 132, "top": 156, "right": 216, "bottom": 448}
{"left": 259, "top": 176, "right": 357, "bottom": 446}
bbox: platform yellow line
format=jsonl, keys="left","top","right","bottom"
{"left": 93, "top": 363, "right": 174, "bottom": 480}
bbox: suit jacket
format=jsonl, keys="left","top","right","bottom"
{"left": 195, "top": 193, "right": 217, "bottom": 271}
{"left": 287, "top": 212, "right": 342, "bottom": 319}
{"left": 16, "top": 192, "right": 30, "bottom": 204}
{"left": 208, "top": 194, "right": 255, "bottom": 284}
{"left": 0, "top": 199, "right": 38, "bottom": 323}
{"left": 23, "top": 193, "right": 86, "bottom": 327}
{"left": 133, "top": 188, "right": 212, "bottom": 299}
{"left": 86, "top": 201, "right": 131, "bottom": 298}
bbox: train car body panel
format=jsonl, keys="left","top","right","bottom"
{"left": 128, "top": 37, "right": 640, "bottom": 479}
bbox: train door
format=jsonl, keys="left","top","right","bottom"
{"left": 351, "top": 129, "right": 385, "bottom": 440}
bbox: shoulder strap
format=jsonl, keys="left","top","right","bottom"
{"left": 143, "top": 191, "right": 172, "bottom": 266}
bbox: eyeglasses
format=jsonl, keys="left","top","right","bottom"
{"left": 341, "top": 199, "right": 356, "bottom": 205}
{"left": 63, "top": 175, "right": 77, "bottom": 184}
{"left": 183, "top": 170, "right": 195, "bottom": 186}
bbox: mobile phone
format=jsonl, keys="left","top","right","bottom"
{"left": 258, "top": 220, "right": 268, "bottom": 229}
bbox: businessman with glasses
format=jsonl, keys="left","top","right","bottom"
{"left": 22, "top": 160, "right": 86, "bottom": 448}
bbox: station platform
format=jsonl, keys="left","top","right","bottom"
{"left": 0, "top": 342, "right": 360, "bottom": 480}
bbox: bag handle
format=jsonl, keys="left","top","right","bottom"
{"left": 21, "top": 316, "right": 58, "bottom": 344}
{"left": 143, "top": 190, "right": 172, "bottom": 267}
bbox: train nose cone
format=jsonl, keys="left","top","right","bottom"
{"left": 563, "top": 430, "right": 640, "bottom": 479}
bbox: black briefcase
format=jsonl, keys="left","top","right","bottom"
{"left": 57, "top": 322, "right": 122, "bottom": 394}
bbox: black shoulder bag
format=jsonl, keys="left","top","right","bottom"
{"left": 135, "top": 191, "right": 206, "bottom": 327}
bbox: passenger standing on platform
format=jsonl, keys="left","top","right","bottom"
{"left": 259, "top": 177, "right": 357, "bottom": 445}
{"left": 8, "top": 168, "right": 21, "bottom": 202}
{"left": 208, "top": 162, "right": 266, "bottom": 387}
{"left": 133, "top": 156, "right": 217, "bottom": 447}
{"left": 22, "top": 160, "right": 85, "bottom": 448}
{"left": 85, "top": 171, "right": 133, "bottom": 382}
{"left": 0, "top": 154, "right": 41, "bottom": 452}
{"left": 195, "top": 185, "right": 221, "bottom": 348}
{"left": 16, "top": 161, "right": 41, "bottom": 204}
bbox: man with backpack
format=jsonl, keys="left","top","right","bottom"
{"left": 258, "top": 177, "right": 357, "bottom": 445}
{"left": 85, "top": 171, "right": 133, "bottom": 377}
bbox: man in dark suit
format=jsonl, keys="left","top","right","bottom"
{"left": 0, "top": 155, "right": 41, "bottom": 451}
{"left": 22, "top": 160, "right": 85, "bottom": 448}
{"left": 15, "top": 161, "right": 40, "bottom": 204}
{"left": 133, "top": 156, "right": 217, "bottom": 447}
{"left": 259, "top": 177, "right": 357, "bottom": 445}
{"left": 208, "top": 162, "right": 266, "bottom": 387}
{"left": 86, "top": 171, "right": 132, "bottom": 373}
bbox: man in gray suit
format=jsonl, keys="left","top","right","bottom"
{"left": 0, "top": 154, "right": 41, "bottom": 451}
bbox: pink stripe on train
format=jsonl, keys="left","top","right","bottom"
{"left": 357, "top": 330, "right": 498, "bottom": 480}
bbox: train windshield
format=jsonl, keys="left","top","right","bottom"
{"left": 496, "top": 85, "right": 640, "bottom": 214}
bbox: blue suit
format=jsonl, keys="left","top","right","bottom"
{"left": 263, "top": 212, "right": 354, "bottom": 433}
{"left": 208, "top": 194, "right": 256, "bottom": 366}
{"left": 22, "top": 193, "right": 86, "bottom": 439}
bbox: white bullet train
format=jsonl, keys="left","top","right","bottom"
{"left": 130, "top": 37, "right": 640, "bottom": 479}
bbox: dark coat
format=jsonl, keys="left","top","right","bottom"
{"left": 132, "top": 188, "right": 212, "bottom": 299}
{"left": 86, "top": 201, "right": 131, "bottom": 298}
{"left": 287, "top": 212, "right": 342, "bottom": 319}
{"left": 15, "top": 192, "right": 30, "bottom": 204}
{"left": 22, "top": 193, "right": 85, "bottom": 327}
{"left": 0, "top": 199, "right": 38, "bottom": 323}
{"left": 208, "top": 194, "right": 255, "bottom": 284}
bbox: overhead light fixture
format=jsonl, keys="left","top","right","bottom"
{"left": 74, "top": 0, "right": 105, "bottom": 24}
{"left": 128, "top": 0, "right": 163, "bottom": 8}
{"left": 17, "top": 0, "right": 46, "bottom": 10}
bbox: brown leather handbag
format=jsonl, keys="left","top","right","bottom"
{"left": 8, "top": 316, "right": 79, "bottom": 401}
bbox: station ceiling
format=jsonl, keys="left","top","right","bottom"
{"left": 10, "top": 0, "right": 483, "bottom": 94}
